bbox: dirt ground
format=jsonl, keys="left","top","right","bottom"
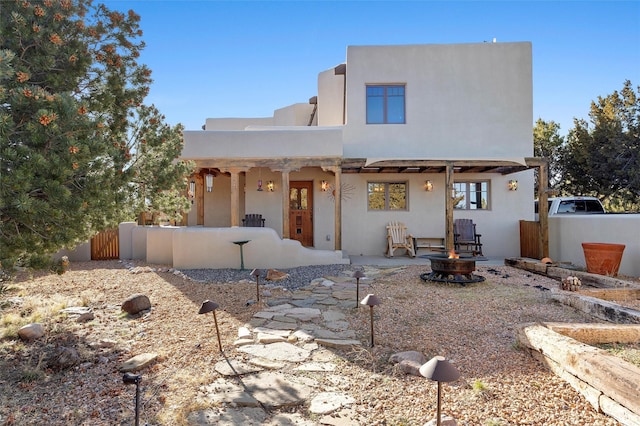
{"left": 0, "top": 260, "right": 634, "bottom": 425}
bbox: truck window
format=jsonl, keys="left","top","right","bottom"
{"left": 585, "top": 200, "right": 605, "bottom": 213}
{"left": 557, "top": 201, "right": 576, "bottom": 213}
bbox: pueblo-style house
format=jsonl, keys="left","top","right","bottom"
{"left": 180, "top": 42, "right": 548, "bottom": 263}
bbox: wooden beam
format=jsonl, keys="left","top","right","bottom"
{"left": 445, "top": 163, "right": 454, "bottom": 251}
{"left": 281, "top": 171, "right": 290, "bottom": 239}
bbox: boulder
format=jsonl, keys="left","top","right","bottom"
{"left": 121, "top": 294, "right": 151, "bottom": 315}
{"left": 389, "top": 351, "right": 428, "bottom": 376}
{"left": 266, "top": 269, "right": 289, "bottom": 281}
{"left": 18, "top": 323, "right": 45, "bottom": 341}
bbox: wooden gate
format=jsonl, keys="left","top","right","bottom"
{"left": 519, "top": 220, "right": 541, "bottom": 259}
{"left": 91, "top": 228, "right": 119, "bottom": 260}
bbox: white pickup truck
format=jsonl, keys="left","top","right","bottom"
{"left": 535, "top": 196, "right": 606, "bottom": 217}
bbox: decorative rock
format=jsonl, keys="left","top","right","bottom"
{"left": 233, "top": 338, "right": 254, "bottom": 347}
{"left": 266, "top": 269, "right": 289, "bottom": 281}
{"left": 237, "top": 326, "right": 252, "bottom": 339}
{"left": 214, "top": 359, "right": 261, "bottom": 376}
{"left": 257, "top": 333, "right": 286, "bottom": 344}
{"left": 389, "top": 351, "right": 428, "bottom": 376}
{"left": 309, "top": 392, "right": 356, "bottom": 415}
{"left": 119, "top": 353, "right": 158, "bottom": 372}
{"left": 238, "top": 342, "right": 311, "bottom": 362}
{"left": 424, "top": 414, "right": 457, "bottom": 425}
{"left": 295, "top": 362, "right": 337, "bottom": 372}
{"left": 121, "top": 294, "right": 151, "bottom": 315}
{"left": 315, "top": 338, "right": 362, "bottom": 350}
{"left": 76, "top": 312, "right": 95, "bottom": 322}
{"left": 50, "top": 346, "right": 80, "bottom": 370}
{"left": 18, "top": 323, "right": 45, "bottom": 341}
{"left": 248, "top": 357, "right": 286, "bottom": 370}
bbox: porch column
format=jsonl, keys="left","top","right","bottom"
{"left": 537, "top": 159, "right": 550, "bottom": 258}
{"left": 445, "top": 162, "right": 455, "bottom": 251}
{"left": 333, "top": 168, "right": 342, "bottom": 250}
{"left": 323, "top": 165, "right": 342, "bottom": 250}
{"left": 281, "top": 170, "right": 290, "bottom": 238}
{"left": 227, "top": 168, "right": 244, "bottom": 227}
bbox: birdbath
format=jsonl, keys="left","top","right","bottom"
{"left": 232, "top": 240, "right": 250, "bottom": 270}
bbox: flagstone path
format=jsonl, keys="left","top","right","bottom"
{"left": 187, "top": 267, "right": 400, "bottom": 425}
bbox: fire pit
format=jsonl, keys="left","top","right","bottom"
{"left": 420, "top": 252, "right": 486, "bottom": 285}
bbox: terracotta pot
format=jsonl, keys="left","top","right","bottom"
{"left": 581, "top": 242, "right": 625, "bottom": 276}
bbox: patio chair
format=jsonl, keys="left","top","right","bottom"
{"left": 385, "top": 221, "right": 416, "bottom": 258}
{"left": 453, "top": 219, "right": 483, "bottom": 256}
{"left": 242, "top": 214, "right": 265, "bottom": 227}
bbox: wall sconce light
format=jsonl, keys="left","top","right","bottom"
{"left": 205, "top": 173, "right": 214, "bottom": 192}
{"left": 257, "top": 179, "right": 263, "bottom": 191}
{"left": 321, "top": 180, "right": 329, "bottom": 192}
{"left": 425, "top": 180, "right": 434, "bottom": 192}
{"left": 267, "top": 180, "right": 274, "bottom": 192}
{"left": 189, "top": 180, "right": 195, "bottom": 203}
{"left": 508, "top": 180, "right": 518, "bottom": 191}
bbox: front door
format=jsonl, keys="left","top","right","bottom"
{"left": 289, "top": 181, "right": 313, "bottom": 247}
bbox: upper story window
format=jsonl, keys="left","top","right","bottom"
{"left": 368, "top": 182, "right": 407, "bottom": 210}
{"left": 366, "top": 85, "right": 405, "bottom": 124}
{"left": 453, "top": 181, "right": 490, "bottom": 210}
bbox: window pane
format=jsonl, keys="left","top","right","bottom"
{"left": 367, "top": 182, "right": 406, "bottom": 210}
{"left": 453, "top": 183, "right": 466, "bottom": 209}
{"left": 300, "top": 188, "right": 308, "bottom": 210}
{"left": 368, "top": 182, "right": 385, "bottom": 210}
{"left": 366, "top": 86, "right": 384, "bottom": 124}
{"left": 388, "top": 183, "right": 406, "bottom": 210}
{"left": 387, "top": 86, "right": 405, "bottom": 123}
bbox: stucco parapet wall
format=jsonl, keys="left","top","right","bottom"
{"left": 182, "top": 127, "right": 343, "bottom": 160}
{"left": 170, "top": 227, "right": 349, "bottom": 269}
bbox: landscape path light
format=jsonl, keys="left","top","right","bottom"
{"left": 198, "top": 300, "right": 223, "bottom": 352}
{"left": 419, "top": 356, "right": 461, "bottom": 426}
{"left": 251, "top": 269, "right": 262, "bottom": 302}
{"left": 360, "top": 293, "right": 381, "bottom": 347}
{"left": 353, "top": 270, "right": 366, "bottom": 308}
{"left": 122, "top": 372, "right": 141, "bottom": 426}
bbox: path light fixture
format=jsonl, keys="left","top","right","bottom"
{"left": 353, "top": 270, "right": 366, "bottom": 308}
{"left": 360, "top": 294, "right": 381, "bottom": 347}
{"left": 198, "top": 300, "right": 223, "bottom": 352}
{"left": 251, "top": 269, "right": 261, "bottom": 302}
{"left": 122, "top": 373, "right": 141, "bottom": 426}
{"left": 419, "top": 356, "right": 461, "bottom": 426}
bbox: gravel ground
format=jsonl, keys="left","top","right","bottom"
{"left": 0, "top": 260, "right": 631, "bottom": 425}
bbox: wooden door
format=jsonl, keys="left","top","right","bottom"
{"left": 289, "top": 181, "right": 313, "bottom": 247}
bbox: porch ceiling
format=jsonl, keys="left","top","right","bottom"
{"left": 341, "top": 158, "right": 539, "bottom": 175}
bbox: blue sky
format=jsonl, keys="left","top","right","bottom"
{"left": 104, "top": 0, "right": 640, "bottom": 136}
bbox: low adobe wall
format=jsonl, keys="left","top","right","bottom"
{"left": 119, "top": 224, "right": 349, "bottom": 269}
{"left": 517, "top": 323, "right": 640, "bottom": 426}
{"left": 549, "top": 215, "right": 640, "bottom": 277}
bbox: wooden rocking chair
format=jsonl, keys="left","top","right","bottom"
{"left": 242, "top": 214, "right": 265, "bottom": 227}
{"left": 385, "top": 221, "right": 416, "bottom": 258}
{"left": 453, "top": 219, "right": 483, "bottom": 256}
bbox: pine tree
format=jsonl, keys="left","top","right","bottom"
{"left": 1, "top": 0, "right": 192, "bottom": 269}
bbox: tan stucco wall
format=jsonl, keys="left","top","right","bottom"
{"left": 342, "top": 42, "right": 533, "bottom": 160}
{"left": 341, "top": 169, "right": 535, "bottom": 258}
{"left": 171, "top": 227, "right": 348, "bottom": 269}
{"left": 317, "top": 67, "right": 346, "bottom": 126}
{"left": 549, "top": 215, "right": 640, "bottom": 277}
